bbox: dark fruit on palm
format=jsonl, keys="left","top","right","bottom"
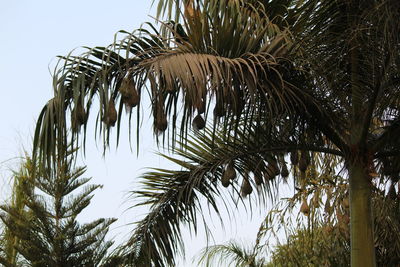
{"left": 192, "top": 114, "right": 206, "bottom": 130}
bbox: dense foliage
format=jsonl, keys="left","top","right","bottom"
{"left": 0, "top": 149, "right": 115, "bottom": 266}
{"left": 32, "top": 0, "right": 400, "bottom": 266}
{"left": 199, "top": 176, "right": 400, "bottom": 267}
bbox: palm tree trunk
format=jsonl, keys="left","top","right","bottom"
{"left": 349, "top": 159, "right": 376, "bottom": 267}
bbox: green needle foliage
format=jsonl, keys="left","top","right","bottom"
{"left": 0, "top": 149, "right": 116, "bottom": 267}
{"left": 0, "top": 158, "right": 36, "bottom": 266}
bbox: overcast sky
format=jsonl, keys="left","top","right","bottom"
{"left": 0, "top": 1, "right": 279, "bottom": 266}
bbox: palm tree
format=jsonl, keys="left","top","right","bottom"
{"left": 197, "top": 241, "right": 266, "bottom": 267}
{"left": 33, "top": 0, "right": 400, "bottom": 266}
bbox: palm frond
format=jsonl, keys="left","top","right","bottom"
{"left": 33, "top": 0, "right": 318, "bottom": 170}
{"left": 197, "top": 241, "right": 265, "bottom": 267}
{"left": 114, "top": 112, "right": 344, "bottom": 266}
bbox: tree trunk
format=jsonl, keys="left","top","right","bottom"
{"left": 349, "top": 159, "right": 376, "bottom": 267}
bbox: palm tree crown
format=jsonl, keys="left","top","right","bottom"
{"left": 33, "top": 0, "right": 400, "bottom": 266}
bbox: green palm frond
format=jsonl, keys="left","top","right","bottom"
{"left": 114, "top": 114, "right": 343, "bottom": 266}
{"left": 32, "top": 0, "right": 400, "bottom": 265}
{"left": 197, "top": 241, "right": 265, "bottom": 267}
{"left": 33, "top": 0, "right": 312, "bottom": 170}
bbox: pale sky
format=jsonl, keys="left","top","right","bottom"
{"left": 0, "top": 1, "right": 283, "bottom": 266}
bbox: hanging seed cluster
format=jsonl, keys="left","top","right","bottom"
{"left": 192, "top": 114, "right": 206, "bottom": 130}
{"left": 212, "top": 89, "right": 246, "bottom": 119}
{"left": 264, "top": 157, "right": 280, "bottom": 182}
{"left": 300, "top": 198, "right": 310, "bottom": 216}
{"left": 297, "top": 179, "right": 351, "bottom": 238}
{"left": 241, "top": 173, "right": 253, "bottom": 197}
{"left": 290, "top": 151, "right": 311, "bottom": 173}
{"left": 103, "top": 98, "right": 117, "bottom": 127}
{"left": 213, "top": 99, "right": 225, "bottom": 118}
{"left": 119, "top": 77, "right": 140, "bottom": 110}
{"left": 71, "top": 96, "right": 86, "bottom": 131}
{"left": 190, "top": 84, "right": 247, "bottom": 131}
{"left": 101, "top": 77, "right": 142, "bottom": 128}
{"left": 221, "top": 161, "right": 236, "bottom": 187}
{"left": 221, "top": 155, "right": 291, "bottom": 197}
{"left": 154, "top": 94, "right": 168, "bottom": 133}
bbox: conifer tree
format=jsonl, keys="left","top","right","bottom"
{"left": 0, "top": 148, "right": 116, "bottom": 266}
{"left": 0, "top": 159, "right": 33, "bottom": 266}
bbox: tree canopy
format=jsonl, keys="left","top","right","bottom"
{"left": 0, "top": 148, "right": 115, "bottom": 266}
{"left": 32, "top": 0, "right": 400, "bottom": 266}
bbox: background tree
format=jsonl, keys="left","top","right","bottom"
{"left": 264, "top": 176, "right": 400, "bottom": 267}
{"left": 197, "top": 174, "right": 400, "bottom": 267}
{"left": 0, "top": 158, "right": 35, "bottom": 266}
{"left": 112, "top": 121, "right": 341, "bottom": 266}
{"left": 0, "top": 148, "right": 116, "bottom": 266}
{"left": 197, "top": 241, "right": 266, "bottom": 267}
{"left": 32, "top": 0, "right": 400, "bottom": 266}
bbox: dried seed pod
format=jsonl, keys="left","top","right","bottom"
{"left": 290, "top": 151, "right": 299, "bottom": 165}
{"left": 241, "top": 178, "right": 253, "bottom": 196}
{"left": 75, "top": 100, "right": 86, "bottom": 125}
{"left": 124, "top": 89, "right": 140, "bottom": 109}
{"left": 280, "top": 163, "right": 289, "bottom": 178}
{"left": 104, "top": 98, "right": 117, "bottom": 127}
{"left": 192, "top": 114, "right": 206, "bottom": 130}
{"left": 155, "top": 110, "right": 168, "bottom": 132}
{"left": 221, "top": 172, "right": 231, "bottom": 187}
{"left": 263, "top": 167, "right": 276, "bottom": 182}
{"left": 120, "top": 79, "right": 140, "bottom": 109}
{"left": 267, "top": 158, "right": 280, "bottom": 176}
{"left": 222, "top": 163, "right": 236, "bottom": 187}
{"left": 71, "top": 100, "right": 86, "bottom": 130}
{"left": 277, "top": 155, "right": 289, "bottom": 178}
{"left": 298, "top": 152, "right": 309, "bottom": 172}
{"left": 119, "top": 78, "right": 131, "bottom": 97}
{"left": 224, "top": 162, "right": 236, "bottom": 181}
{"left": 300, "top": 199, "right": 310, "bottom": 216}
